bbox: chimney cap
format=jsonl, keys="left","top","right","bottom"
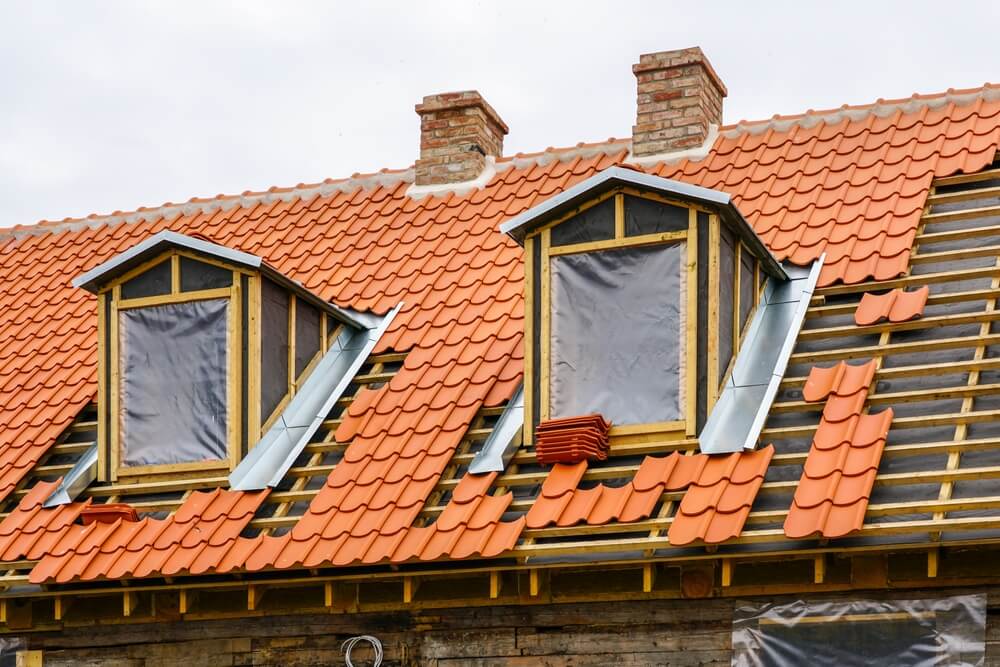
{"left": 415, "top": 90, "right": 510, "bottom": 134}
{"left": 632, "top": 46, "right": 728, "bottom": 98}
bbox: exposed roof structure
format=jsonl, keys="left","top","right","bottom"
{"left": 0, "top": 82, "right": 998, "bottom": 605}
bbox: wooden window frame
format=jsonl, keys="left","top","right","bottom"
{"left": 524, "top": 189, "right": 703, "bottom": 443}
{"left": 97, "top": 250, "right": 256, "bottom": 481}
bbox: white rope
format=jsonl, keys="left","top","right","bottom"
{"left": 341, "top": 635, "right": 384, "bottom": 667}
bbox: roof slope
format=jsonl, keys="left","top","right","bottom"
{"left": 0, "top": 85, "right": 997, "bottom": 581}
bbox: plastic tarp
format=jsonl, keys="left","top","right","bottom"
{"left": 719, "top": 225, "right": 736, "bottom": 384}
{"left": 119, "top": 298, "right": 229, "bottom": 467}
{"left": 261, "top": 278, "right": 290, "bottom": 423}
{"left": 550, "top": 242, "right": 684, "bottom": 425}
{"left": 732, "top": 594, "right": 986, "bottom": 667}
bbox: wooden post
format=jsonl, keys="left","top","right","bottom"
{"left": 403, "top": 576, "right": 419, "bottom": 603}
{"left": 123, "top": 590, "right": 137, "bottom": 617}
{"left": 179, "top": 590, "right": 196, "bottom": 615}
{"left": 489, "top": 571, "right": 502, "bottom": 599}
{"left": 928, "top": 549, "right": 939, "bottom": 578}
{"left": 324, "top": 582, "right": 334, "bottom": 608}
{"left": 247, "top": 584, "right": 264, "bottom": 611}
{"left": 529, "top": 569, "right": 541, "bottom": 597}
{"left": 814, "top": 554, "right": 826, "bottom": 584}
{"left": 721, "top": 559, "right": 733, "bottom": 588}
{"left": 642, "top": 563, "right": 656, "bottom": 593}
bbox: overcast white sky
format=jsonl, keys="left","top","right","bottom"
{"left": 1, "top": 2, "right": 997, "bottom": 227}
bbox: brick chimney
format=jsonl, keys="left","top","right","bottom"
{"left": 631, "top": 47, "right": 727, "bottom": 157}
{"left": 414, "top": 91, "right": 509, "bottom": 186}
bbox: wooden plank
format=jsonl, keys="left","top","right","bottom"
{"left": 920, "top": 203, "right": 1000, "bottom": 225}
{"left": 916, "top": 224, "right": 1000, "bottom": 245}
{"left": 523, "top": 235, "right": 535, "bottom": 446}
{"left": 247, "top": 274, "right": 262, "bottom": 447}
{"left": 614, "top": 193, "right": 625, "bottom": 239}
{"left": 910, "top": 244, "right": 1000, "bottom": 265}
{"left": 931, "top": 167, "right": 1000, "bottom": 187}
{"left": 110, "top": 285, "right": 120, "bottom": 481}
{"left": 685, "top": 208, "right": 698, "bottom": 435}
{"left": 815, "top": 265, "right": 1000, "bottom": 297}
{"left": 116, "top": 286, "right": 232, "bottom": 310}
{"left": 97, "top": 294, "right": 108, "bottom": 482}
{"left": 789, "top": 332, "right": 1000, "bottom": 365}
{"left": 797, "top": 309, "right": 1000, "bottom": 341}
{"left": 707, "top": 214, "right": 720, "bottom": 410}
{"left": 926, "top": 183, "right": 1000, "bottom": 206}
{"left": 540, "top": 228, "right": 551, "bottom": 421}
{"left": 546, "top": 229, "right": 687, "bottom": 257}
{"left": 170, "top": 254, "right": 180, "bottom": 292}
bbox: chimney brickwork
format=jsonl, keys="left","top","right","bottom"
{"left": 414, "top": 91, "right": 509, "bottom": 186}
{"left": 631, "top": 47, "right": 727, "bottom": 157}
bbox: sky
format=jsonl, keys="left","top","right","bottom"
{"left": 1, "top": 1, "right": 997, "bottom": 228}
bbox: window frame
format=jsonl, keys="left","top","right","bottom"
{"left": 98, "top": 250, "right": 254, "bottom": 481}
{"left": 524, "top": 188, "right": 701, "bottom": 442}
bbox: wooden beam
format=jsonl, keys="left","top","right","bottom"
{"left": 928, "top": 549, "right": 939, "bottom": 578}
{"left": 529, "top": 569, "right": 541, "bottom": 597}
{"left": 247, "top": 584, "right": 264, "bottom": 611}
{"left": 179, "top": 589, "right": 196, "bottom": 614}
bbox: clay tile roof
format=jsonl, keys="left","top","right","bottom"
{"left": 854, "top": 286, "right": 930, "bottom": 326}
{"left": 667, "top": 445, "right": 774, "bottom": 546}
{"left": 0, "top": 84, "right": 997, "bottom": 580}
{"left": 535, "top": 414, "right": 611, "bottom": 464}
{"left": 785, "top": 359, "right": 891, "bottom": 539}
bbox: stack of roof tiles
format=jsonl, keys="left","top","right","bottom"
{"left": 534, "top": 415, "right": 611, "bottom": 464}
{"left": 0, "top": 85, "right": 993, "bottom": 580}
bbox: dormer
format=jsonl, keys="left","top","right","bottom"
{"left": 501, "top": 166, "right": 786, "bottom": 445}
{"left": 73, "top": 231, "right": 366, "bottom": 482}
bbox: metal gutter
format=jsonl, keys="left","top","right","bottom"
{"left": 698, "top": 256, "right": 824, "bottom": 455}
{"left": 229, "top": 302, "right": 404, "bottom": 491}
{"left": 42, "top": 445, "right": 98, "bottom": 508}
{"left": 468, "top": 383, "right": 524, "bottom": 474}
{"left": 72, "top": 230, "right": 366, "bottom": 330}
{"left": 498, "top": 166, "right": 786, "bottom": 280}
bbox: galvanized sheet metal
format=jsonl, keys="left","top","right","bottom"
{"left": 699, "top": 257, "right": 824, "bottom": 454}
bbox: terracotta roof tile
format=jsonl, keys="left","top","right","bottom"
{"left": 0, "top": 86, "right": 994, "bottom": 581}
{"left": 785, "top": 359, "right": 891, "bottom": 539}
{"left": 667, "top": 445, "right": 774, "bottom": 546}
{"left": 526, "top": 452, "right": 708, "bottom": 530}
{"left": 854, "top": 286, "right": 930, "bottom": 326}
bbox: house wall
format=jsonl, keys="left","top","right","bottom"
{"left": 18, "top": 588, "right": 1000, "bottom": 666}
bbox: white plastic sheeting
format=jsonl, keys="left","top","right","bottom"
{"left": 119, "top": 298, "right": 229, "bottom": 467}
{"left": 732, "top": 593, "right": 986, "bottom": 666}
{"left": 549, "top": 242, "right": 685, "bottom": 425}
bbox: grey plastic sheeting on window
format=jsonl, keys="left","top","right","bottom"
{"left": 732, "top": 593, "right": 986, "bottom": 667}
{"left": 550, "top": 242, "right": 684, "bottom": 425}
{"left": 119, "top": 298, "right": 229, "bottom": 467}
{"left": 719, "top": 225, "right": 736, "bottom": 384}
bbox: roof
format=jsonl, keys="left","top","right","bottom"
{"left": 0, "top": 83, "right": 998, "bottom": 588}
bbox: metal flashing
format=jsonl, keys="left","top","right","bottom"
{"left": 229, "top": 302, "right": 404, "bottom": 491}
{"left": 498, "top": 166, "right": 786, "bottom": 280}
{"left": 72, "top": 230, "right": 365, "bottom": 329}
{"left": 468, "top": 383, "right": 524, "bottom": 474}
{"left": 42, "top": 444, "right": 98, "bottom": 508}
{"left": 698, "top": 256, "right": 824, "bottom": 454}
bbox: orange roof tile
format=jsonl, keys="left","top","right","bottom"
{"left": 854, "top": 286, "right": 930, "bottom": 326}
{"left": 526, "top": 453, "right": 707, "bottom": 530}
{"left": 667, "top": 445, "right": 774, "bottom": 546}
{"left": 29, "top": 489, "right": 267, "bottom": 584}
{"left": 0, "top": 85, "right": 996, "bottom": 580}
{"left": 785, "top": 360, "right": 891, "bottom": 539}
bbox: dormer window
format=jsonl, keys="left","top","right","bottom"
{"left": 74, "top": 232, "right": 358, "bottom": 482}
{"left": 501, "top": 167, "right": 785, "bottom": 445}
